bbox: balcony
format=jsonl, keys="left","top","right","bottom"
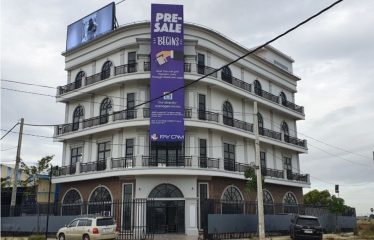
{"left": 259, "top": 127, "right": 282, "bottom": 141}
{"left": 111, "top": 157, "right": 135, "bottom": 169}
{"left": 286, "top": 170, "right": 309, "bottom": 183}
{"left": 254, "top": 88, "right": 279, "bottom": 104}
{"left": 224, "top": 160, "right": 251, "bottom": 173}
{"left": 223, "top": 117, "right": 254, "bottom": 133}
{"left": 80, "top": 160, "right": 106, "bottom": 173}
{"left": 261, "top": 167, "right": 284, "bottom": 179}
{"left": 55, "top": 123, "right": 78, "bottom": 135}
{"left": 113, "top": 109, "right": 137, "bottom": 121}
{"left": 114, "top": 63, "right": 137, "bottom": 75}
{"left": 57, "top": 164, "right": 76, "bottom": 175}
{"left": 281, "top": 99, "right": 304, "bottom": 114}
{"left": 142, "top": 155, "right": 192, "bottom": 167}
{"left": 284, "top": 135, "right": 307, "bottom": 148}
{"left": 82, "top": 115, "right": 109, "bottom": 129}
{"left": 57, "top": 80, "right": 82, "bottom": 95}
{"left": 197, "top": 110, "right": 219, "bottom": 122}
{"left": 221, "top": 74, "right": 251, "bottom": 92}
{"left": 197, "top": 64, "right": 218, "bottom": 78}
{"left": 198, "top": 157, "right": 220, "bottom": 169}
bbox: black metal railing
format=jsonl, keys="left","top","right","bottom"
{"left": 233, "top": 119, "right": 254, "bottom": 132}
{"left": 281, "top": 99, "right": 304, "bottom": 114}
{"left": 197, "top": 110, "right": 219, "bottom": 122}
{"left": 259, "top": 127, "right": 282, "bottom": 140}
{"left": 83, "top": 115, "right": 110, "bottom": 128}
{"left": 143, "top": 62, "right": 191, "bottom": 72}
{"left": 224, "top": 160, "right": 250, "bottom": 172}
{"left": 286, "top": 170, "right": 309, "bottom": 183}
{"left": 56, "top": 165, "right": 76, "bottom": 176}
{"left": 111, "top": 157, "right": 135, "bottom": 169}
{"left": 142, "top": 155, "right": 192, "bottom": 167}
{"left": 115, "top": 63, "right": 138, "bottom": 75}
{"left": 255, "top": 89, "right": 279, "bottom": 104}
{"left": 57, "top": 80, "right": 82, "bottom": 95}
{"left": 197, "top": 64, "right": 218, "bottom": 78}
{"left": 198, "top": 157, "right": 220, "bottom": 169}
{"left": 55, "top": 123, "right": 76, "bottom": 135}
{"left": 221, "top": 75, "right": 252, "bottom": 92}
{"left": 80, "top": 160, "right": 106, "bottom": 173}
{"left": 284, "top": 135, "right": 307, "bottom": 148}
{"left": 113, "top": 109, "right": 137, "bottom": 121}
{"left": 261, "top": 167, "right": 284, "bottom": 179}
{"left": 85, "top": 72, "right": 104, "bottom": 85}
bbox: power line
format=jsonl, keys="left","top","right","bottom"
{"left": 0, "top": 122, "right": 19, "bottom": 140}
{"left": 1, "top": 79, "right": 55, "bottom": 89}
{"left": 1, "top": 146, "right": 17, "bottom": 151}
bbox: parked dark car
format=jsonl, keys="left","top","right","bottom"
{"left": 290, "top": 215, "right": 323, "bottom": 240}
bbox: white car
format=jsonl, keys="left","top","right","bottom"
{"left": 57, "top": 216, "right": 118, "bottom": 240}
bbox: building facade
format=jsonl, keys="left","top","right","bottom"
{"left": 53, "top": 22, "right": 309, "bottom": 236}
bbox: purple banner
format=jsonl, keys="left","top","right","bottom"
{"left": 150, "top": 4, "right": 184, "bottom": 142}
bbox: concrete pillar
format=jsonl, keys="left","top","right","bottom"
{"left": 185, "top": 199, "right": 199, "bottom": 236}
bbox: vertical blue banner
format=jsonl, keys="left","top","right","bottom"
{"left": 150, "top": 4, "right": 184, "bottom": 142}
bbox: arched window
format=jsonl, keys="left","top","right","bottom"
{"left": 254, "top": 80, "right": 262, "bottom": 96}
{"left": 221, "top": 66, "right": 232, "bottom": 83}
{"left": 263, "top": 190, "right": 274, "bottom": 214}
{"left": 62, "top": 189, "right": 82, "bottom": 216}
{"left": 148, "top": 184, "right": 184, "bottom": 198}
{"left": 101, "top": 61, "right": 113, "bottom": 80}
{"left": 74, "top": 71, "right": 85, "bottom": 89}
{"left": 281, "top": 121, "right": 289, "bottom": 142}
{"left": 88, "top": 186, "right": 112, "bottom": 215}
{"left": 223, "top": 101, "right": 234, "bottom": 126}
{"left": 221, "top": 185, "right": 244, "bottom": 214}
{"left": 283, "top": 192, "right": 298, "bottom": 214}
{"left": 280, "top": 92, "right": 287, "bottom": 106}
{"left": 257, "top": 112, "right": 264, "bottom": 135}
{"left": 72, "top": 106, "right": 84, "bottom": 131}
{"left": 100, "top": 98, "right": 112, "bottom": 124}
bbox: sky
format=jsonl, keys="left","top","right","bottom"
{"left": 1, "top": 0, "right": 373, "bottom": 215}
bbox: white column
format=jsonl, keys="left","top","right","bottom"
{"left": 185, "top": 199, "right": 199, "bottom": 236}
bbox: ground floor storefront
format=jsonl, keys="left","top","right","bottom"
{"left": 57, "top": 175, "right": 304, "bottom": 236}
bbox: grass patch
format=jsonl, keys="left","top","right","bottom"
{"left": 28, "top": 235, "right": 45, "bottom": 240}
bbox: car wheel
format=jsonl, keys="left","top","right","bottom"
{"left": 59, "top": 233, "right": 65, "bottom": 240}
{"left": 83, "top": 234, "right": 90, "bottom": 240}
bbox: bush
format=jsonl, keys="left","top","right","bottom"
{"left": 29, "top": 235, "right": 45, "bottom": 240}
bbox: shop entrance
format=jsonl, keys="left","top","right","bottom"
{"left": 147, "top": 184, "right": 185, "bottom": 234}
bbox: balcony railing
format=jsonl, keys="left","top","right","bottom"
{"left": 221, "top": 75, "right": 251, "bottom": 92}
{"left": 80, "top": 160, "right": 106, "bottom": 173}
{"left": 259, "top": 127, "right": 282, "bottom": 141}
{"left": 197, "top": 110, "right": 219, "bottom": 122}
{"left": 143, "top": 108, "right": 192, "bottom": 118}
{"left": 115, "top": 63, "right": 137, "bottom": 75}
{"left": 143, "top": 62, "right": 191, "bottom": 72}
{"left": 287, "top": 170, "right": 309, "bottom": 183}
{"left": 234, "top": 119, "right": 254, "bottom": 132}
{"left": 224, "top": 160, "right": 251, "bottom": 173}
{"left": 56, "top": 165, "right": 76, "bottom": 176}
{"left": 58, "top": 80, "right": 82, "bottom": 95}
{"left": 111, "top": 157, "right": 135, "bottom": 169}
{"left": 83, "top": 115, "right": 109, "bottom": 129}
{"left": 254, "top": 89, "right": 279, "bottom": 104}
{"left": 198, "top": 157, "right": 220, "bottom": 169}
{"left": 197, "top": 64, "right": 218, "bottom": 78}
{"left": 55, "top": 123, "right": 76, "bottom": 135}
{"left": 284, "top": 135, "right": 307, "bottom": 148}
{"left": 281, "top": 99, "right": 304, "bottom": 114}
{"left": 142, "top": 155, "right": 192, "bottom": 167}
{"left": 86, "top": 72, "right": 107, "bottom": 86}
{"left": 261, "top": 167, "right": 284, "bottom": 179}
{"left": 113, "top": 109, "right": 137, "bottom": 121}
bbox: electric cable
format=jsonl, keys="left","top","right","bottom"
{"left": 1, "top": 146, "right": 17, "bottom": 151}
{"left": 0, "top": 122, "right": 19, "bottom": 140}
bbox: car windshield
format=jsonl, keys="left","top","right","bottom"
{"left": 97, "top": 218, "right": 115, "bottom": 226}
{"left": 297, "top": 218, "right": 320, "bottom": 226}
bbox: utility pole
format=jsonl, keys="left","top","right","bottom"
{"left": 10, "top": 118, "right": 24, "bottom": 216}
{"left": 253, "top": 102, "right": 265, "bottom": 240}
{"left": 45, "top": 164, "right": 53, "bottom": 239}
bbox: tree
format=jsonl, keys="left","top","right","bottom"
{"left": 328, "top": 195, "right": 347, "bottom": 214}
{"left": 304, "top": 189, "right": 331, "bottom": 206}
{"left": 19, "top": 155, "right": 54, "bottom": 189}
{"left": 244, "top": 167, "right": 264, "bottom": 192}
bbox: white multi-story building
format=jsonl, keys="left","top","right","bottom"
{"left": 53, "top": 21, "right": 309, "bottom": 236}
